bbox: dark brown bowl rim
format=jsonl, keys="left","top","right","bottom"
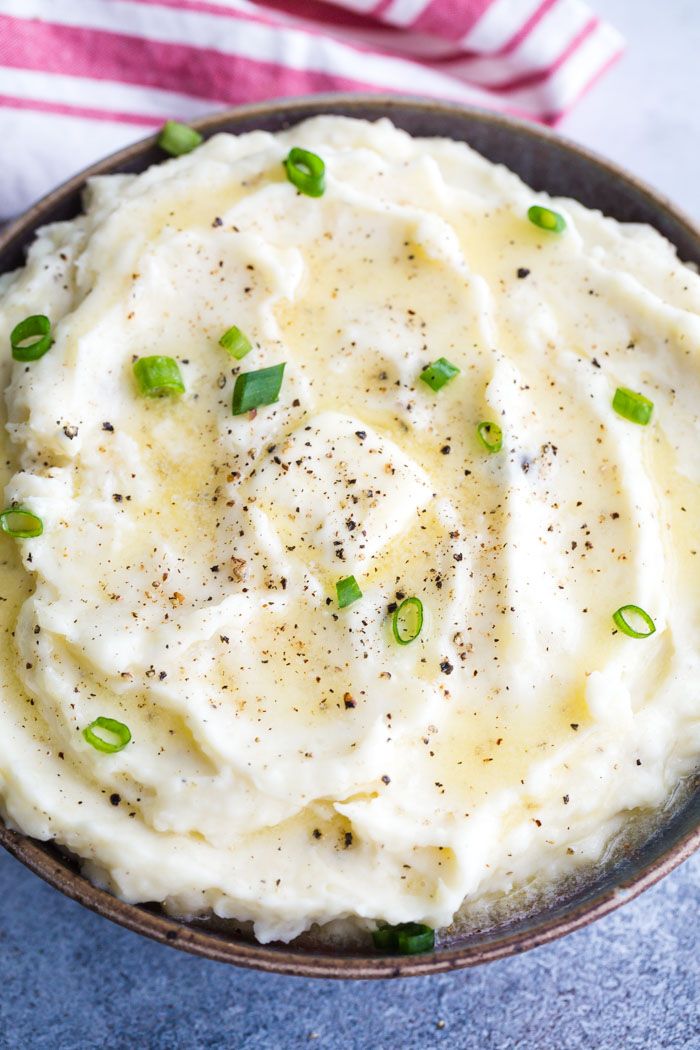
{"left": 0, "top": 93, "right": 698, "bottom": 979}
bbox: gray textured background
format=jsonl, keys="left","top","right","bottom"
{"left": 0, "top": 849, "right": 698, "bottom": 1049}
{"left": 1, "top": 2, "right": 699, "bottom": 1048}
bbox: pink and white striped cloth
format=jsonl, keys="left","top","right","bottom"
{"left": 0, "top": 0, "right": 623, "bottom": 219}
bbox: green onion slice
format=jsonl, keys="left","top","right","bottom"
{"left": 10, "top": 315, "right": 53, "bottom": 362}
{"left": 419, "top": 357, "right": 460, "bottom": 392}
{"left": 527, "top": 204, "right": 566, "bottom": 233}
{"left": 336, "top": 575, "right": 362, "bottom": 609}
{"left": 133, "top": 356, "right": 185, "bottom": 398}
{"left": 284, "top": 147, "right": 326, "bottom": 197}
{"left": 157, "top": 120, "right": 203, "bottom": 156}
{"left": 371, "top": 925, "right": 397, "bottom": 951}
{"left": 219, "top": 325, "right": 252, "bottom": 361}
{"left": 83, "top": 716, "right": 132, "bottom": 754}
{"left": 612, "top": 387, "right": 653, "bottom": 426}
{"left": 231, "top": 362, "right": 285, "bottom": 416}
{"left": 392, "top": 596, "right": 423, "bottom": 645}
{"left": 372, "top": 922, "right": 435, "bottom": 955}
{"left": 0, "top": 506, "right": 43, "bottom": 538}
{"left": 612, "top": 604, "right": 656, "bottom": 639}
{"left": 476, "top": 420, "right": 503, "bottom": 453}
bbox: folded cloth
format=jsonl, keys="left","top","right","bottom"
{"left": 0, "top": 0, "right": 623, "bottom": 219}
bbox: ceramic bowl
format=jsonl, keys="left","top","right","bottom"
{"left": 1, "top": 95, "right": 698, "bottom": 979}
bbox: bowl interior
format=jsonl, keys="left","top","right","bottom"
{"left": 0, "top": 95, "right": 698, "bottom": 979}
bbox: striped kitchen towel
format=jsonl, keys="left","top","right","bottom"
{"left": 0, "top": 0, "right": 623, "bottom": 219}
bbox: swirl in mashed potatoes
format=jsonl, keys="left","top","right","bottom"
{"left": 0, "top": 117, "right": 698, "bottom": 944}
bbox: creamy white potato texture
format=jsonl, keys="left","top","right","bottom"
{"left": 0, "top": 117, "right": 699, "bottom": 944}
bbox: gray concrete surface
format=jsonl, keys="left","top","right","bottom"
{"left": 565, "top": 0, "right": 700, "bottom": 220}
{"left": 0, "top": 847, "right": 697, "bottom": 1049}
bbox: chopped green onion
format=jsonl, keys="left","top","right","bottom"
{"left": 527, "top": 205, "right": 566, "bottom": 233}
{"left": 83, "top": 716, "right": 131, "bottom": 754}
{"left": 612, "top": 604, "right": 656, "bottom": 639}
{"left": 133, "top": 356, "right": 185, "bottom": 398}
{"left": 420, "top": 357, "right": 460, "bottom": 392}
{"left": 157, "top": 120, "right": 203, "bottom": 156}
{"left": 392, "top": 596, "right": 423, "bottom": 645}
{"left": 336, "top": 575, "right": 362, "bottom": 609}
{"left": 219, "top": 325, "right": 252, "bottom": 361}
{"left": 0, "top": 506, "right": 43, "bottom": 538}
{"left": 397, "top": 923, "right": 435, "bottom": 954}
{"left": 612, "top": 387, "right": 653, "bottom": 426}
{"left": 10, "top": 315, "right": 53, "bottom": 361}
{"left": 284, "top": 147, "right": 326, "bottom": 198}
{"left": 476, "top": 420, "right": 503, "bottom": 453}
{"left": 372, "top": 922, "right": 435, "bottom": 955}
{"left": 371, "top": 925, "right": 397, "bottom": 951}
{"left": 231, "top": 362, "right": 285, "bottom": 416}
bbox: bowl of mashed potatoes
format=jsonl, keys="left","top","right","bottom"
{"left": 0, "top": 95, "right": 698, "bottom": 978}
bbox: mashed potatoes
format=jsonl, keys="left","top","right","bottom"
{"left": 0, "top": 117, "right": 698, "bottom": 945}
